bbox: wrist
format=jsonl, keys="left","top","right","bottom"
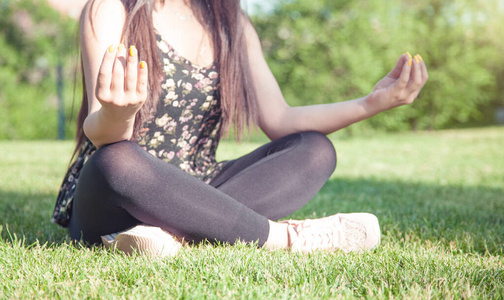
{"left": 363, "top": 91, "right": 384, "bottom": 116}
{"left": 97, "top": 108, "right": 136, "bottom": 137}
{"left": 99, "top": 106, "right": 137, "bottom": 124}
{"left": 84, "top": 109, "right": 135, "bottom": 148}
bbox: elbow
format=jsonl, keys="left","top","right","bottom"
{"left": 256, "top": 124, "right": 275, "bottom": 141}
{"left": 82, "top": 116, "right": 103, "bottom": 148}
{"left": 259, "top": 120, "right": 292, "bottom": 141}
{"left": 258, "top": 106, "right": 297, "bottom": 141}
{"left": 263, "top": 131, "right": 281, "bottom": 141}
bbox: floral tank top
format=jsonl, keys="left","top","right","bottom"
{"left": 137, "top": 33, "right": 224, "bottom": 183}
{"left": 51, "top": 33, "right": 224, "bottom": 227}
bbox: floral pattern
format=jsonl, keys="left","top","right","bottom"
{"left": 51, "top": 138, "right": 96, "bottom": 227}
{"left": 137, "top": 33, "right": 224, "bottom": 183}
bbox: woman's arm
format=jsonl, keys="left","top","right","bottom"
{"left": 245, "top": 22, "right": 428, "bottom": 140}
{"left": 81, "top": 0, "right": 148, "bottom": 148}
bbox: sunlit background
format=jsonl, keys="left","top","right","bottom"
{"left": 46, "top": 0, "right": 275, "bottom": 18}
{"left": 1, "top": 0, "right": 503, "bottom": 139}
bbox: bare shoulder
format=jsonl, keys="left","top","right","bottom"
{"left": 83, "top": 0, "right": 126, "bottom": 19}
{"left": 81, "top": 0, "right": 126, "bottom": 42}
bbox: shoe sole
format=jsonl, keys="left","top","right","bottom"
{"left": 101, "top": 225, "right": 182, "bottom": 258}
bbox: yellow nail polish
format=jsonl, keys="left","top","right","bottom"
{"left": 108, "top": 44, "right": 116, "bottom": 53}
{"left": 418, "top": 54, "right": 423, "bottom": 62}
{"left": 414, "top": 55, "right": 420, "bottom": 64}
{"left": 406, "top": 52, "right": 412, "bottom": 60}
{"left": 140, "top": 61, "right": 146, "bottom": 69}
{"left": 129, "top": 45, "right": 136, "bottom": 57}
{"left": 118, "top": 43, "right": 125, "bottom": 52}
{"left": 408, "top": 59, "right": 412, "bottom": 66}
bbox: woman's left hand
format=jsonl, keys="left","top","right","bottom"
{"left": 366, "top": 53, "right": 428, "bottom": 114}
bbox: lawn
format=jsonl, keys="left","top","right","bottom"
{"left": 1, "top": 127, "right": 503, "bottom": 299}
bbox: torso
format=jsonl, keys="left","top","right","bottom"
{"left": 136, "top": 33, "right": 224, "bottom": 183}
{"left": 134, "top": 3, "right": 224, "bottom": 183}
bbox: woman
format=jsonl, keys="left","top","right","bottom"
{"left": 52, "top": 0, "right": 428, "bottom": 256}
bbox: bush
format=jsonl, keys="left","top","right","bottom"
{"left": 253, "top": 0, "right": 504, "bottom": 132}
{"left": 0, "top": 0, "right": 79, "bottom": 139}
{"left": 1, "top": 0, "right": 503, "bottom": 139}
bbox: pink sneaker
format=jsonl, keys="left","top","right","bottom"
{"left": 281, "top": 213, "right": 381, "bottom": 253}
{"left": 101, "top": 225, "right": 184, "bottom": 258}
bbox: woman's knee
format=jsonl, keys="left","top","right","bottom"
{"left": 298, "top": 131, "right": 337, "bottom": 177}
{"left": 79, "top": 141, "right": 144, "bottom": 191}
{"left": 91, "top": 140, "right": 141, "bottom": 165}
{"left": 94, "top": 140, "right": 143, "bottom": 167}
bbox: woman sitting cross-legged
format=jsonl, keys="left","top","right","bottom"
{"left": 52, "top": 0, "right": 428, "bottom": 256}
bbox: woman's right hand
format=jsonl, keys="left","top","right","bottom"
{"left": 96, "top": 43, "right": 148, "bottom": 123}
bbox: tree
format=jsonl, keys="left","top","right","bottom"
{"left": 0, "top": 0, "right": 79, "bottom": 139}
{"left": 252, "top": 0, "right": 504, "bottom": 132}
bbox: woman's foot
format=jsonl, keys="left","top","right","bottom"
{"left": 101, "top": 213, "right": 380, "bottom": 256}
{"left": 280, "top": 213, "right": 381, "bottom": 253}
{"left": 101, "top": 225, "right": 184, "bottom": 257}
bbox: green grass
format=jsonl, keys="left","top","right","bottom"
{"left": 1, "top": 127, "right": 503, "bottom": 299}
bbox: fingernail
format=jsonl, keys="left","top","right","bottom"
{"left": 417, "top": 54, "right": 423, "bottom": 62}
{"left": 108, "top": 44, "right": 116, "bottom": 53}
{"left": 140, "top": 61, "right": 146, "bottom": 69}
{"left": 129, "top": 45, "right": 136, "bottom": 57}
{"left": 414, "top": 55, "right": 420, "bottom": 64}
{"left": 118, "top": 43, "right": 125, "bottom": 52}
{"left": 405, "top": 52, "right": 412, "bottom": 59}
{"left": 408, "top": 59, "right": 412, "bottom": 66}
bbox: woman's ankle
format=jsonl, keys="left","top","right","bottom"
{"left": 263, "top": 220, "right": 289, "bottom": 250}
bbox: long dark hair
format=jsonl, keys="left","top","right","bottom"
{"left": 73, "top": 0, "right": 257, "bottom": 158}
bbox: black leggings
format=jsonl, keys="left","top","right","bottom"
{"left": 68, "top": 131, "right": 337, "bottom": 246}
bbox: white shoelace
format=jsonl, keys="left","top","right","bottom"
{"left": 285, "top": 215, "right": 367, "bottom": 253}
